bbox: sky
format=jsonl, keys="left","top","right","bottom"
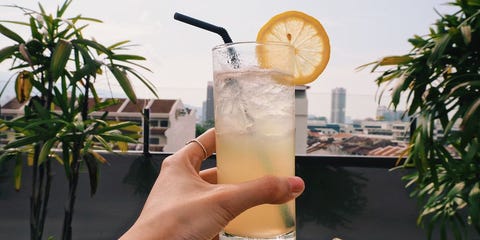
{"left": 0, "top": 0, "right": 454, "bottom": 120}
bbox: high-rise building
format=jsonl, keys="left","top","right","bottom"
{"left": 204, "top": 81, "right": 215, "bottom": 123}
{"left": 330, "top": 87, "right": 346, "bottom": 123}
{"left": 376, "top": 105, "right": 407, "bottom": 122}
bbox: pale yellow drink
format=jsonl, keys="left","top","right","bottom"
{"left": 216, "top": 130, "right": 295, "bottom": 237}
{"left": 213, "top": 48, "right": 296, "bottom": 240}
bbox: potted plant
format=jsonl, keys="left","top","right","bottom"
{"left": 362, "top": 0, "right": 479, "bottom": 239}
{"left": 0, "top": 1, "right": 157, "bottom": 239}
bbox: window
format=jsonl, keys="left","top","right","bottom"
{"left": 119, "top": 117, "right": 142, "bottom": 126}
{"left": 149, "top": 119, "right": 159, "bottom": 127}
{"left": 160, "top": 119, "right": 169, "bottom": 127}
{"left": 149, "top": 137, "right": 160, "bottom": 145}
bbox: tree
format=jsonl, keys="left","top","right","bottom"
{"left": 0, "top": 1, "right": 157, "bottom": 239}
{"left": 362, "top": 1, "right": 480, "bottom": 239}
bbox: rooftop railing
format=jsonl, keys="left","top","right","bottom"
{"left": 0, "top": 151, "right": 436, "bottom": 240}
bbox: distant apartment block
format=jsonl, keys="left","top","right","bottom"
{"left": 307, "top": 119, "right": 410, "bottom": 155}
{"left": 331, "top": 87, "right": 346, "bottom": 124}
{"left": 308, "top": 119, "right": 410, "bottom": 141}
{"left": 0, "top": 97, "right": 196, "bottom": 152}
{"left": 202, "top": 81, "right": 215, "bottom": 124}
{"left": 376, "top": 105, "right": 407, "bottom": 121}
{"left": 355, "top": 120, "right": 410, "bottom": 142}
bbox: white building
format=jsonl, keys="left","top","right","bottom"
{"left": 354, "top": 120, "right": 409, "bottom": 142}
{"left": 295, "top": 85, "right": 309, "bottom": 154}
{"left": 0, "top": 97, "right": 196, "bottom": 152}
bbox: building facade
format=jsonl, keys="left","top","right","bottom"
{"left": 331, "top": 87, "right": 346, "bottom": 124}
{"left": 295, "top": 85, "right": 309, "bottom": 154}
{"left": 0, "top": 97, "right": 196, "bottom": 152}
{"left": 203, "top": 81, "right": 215, "bottom": 124}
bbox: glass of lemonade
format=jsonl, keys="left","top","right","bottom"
{"left": 213, "top": 42, "right": 296, "bottom": 240}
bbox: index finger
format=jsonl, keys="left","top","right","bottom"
{"left": 182, "top": 128, "right": 216, "bottom": 171}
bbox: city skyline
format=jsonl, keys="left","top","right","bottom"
{"left": 0, "top": 0, "right": 453, "bottom": 119}
{"left": 197, "top": 84, "right": 405, "bottom": 123}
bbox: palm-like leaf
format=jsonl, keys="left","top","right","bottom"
{"left": 0, "top": 2, "right": 158, "bottom": 239}
{"left": 364, "top": 1, "right": 480, "bottom": 239}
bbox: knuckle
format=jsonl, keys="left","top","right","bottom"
{"left": 160, "top": 156, "right": 176, "bottom": 170}
{"left": 211, "top": 185, "right": 238, "bottom": 220}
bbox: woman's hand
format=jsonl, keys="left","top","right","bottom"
{"left": 120, "top": 128, "right": 305, "bottom": 240}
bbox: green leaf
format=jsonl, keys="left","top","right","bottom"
{"left": 56, "top": 0, "right": 73, "bottom": 18}
{"left": 408, "top": 34, "right": 428, "bottom": 48}
{"left": 111, "top": 54, "right": 146, "bottom": 61}
{"left": 93, "top": 135, "right": 113, "bottom": 152}
{"left": 38, "top": 138, "right": 56, "bottom": 166}
{"left": 83, "top": 151, "right": 98, "bottom": 196}
{"left": 95, "top": 121, "right": 136, "bottom": 134}
{"left": 391, "top": 76, "right": 407, "bottom": 106}
{"left": 427, "top": 33, "right": 451, "bottom": 66}
{"left": 30, "top": 98, "right": 50, "bottom": 120}
{"left": 38, "top": 2, "right": 46, "bottom": 15}
{"left": 0, "top": 24, "right": 25, "bottom": 43}
{"left": 93, "top": 98, "right": 119, "bottom": 111}
{"left": 71, "top": 59, "right": 99, "bottom": 81}
{"left": 14, "top": 153, "right": 22, "bottom": 191}
{"left": 100, "top": 134, "right": 137, "bottom": 143}
{"left": 464, "top": 139, "right": 479, "bottom": 163}
{"left": 108, "top": 66, "right": 137, "bottom": 103}
{"left": 447, "top": 182, "right": 465, "bottom": 198}
{"left": 469, "top": 183, "right": 480, "bottom": 230}
{"left": 108, "top": 40, "right": 130, "bottom": 50}
{"left": 68, "top": 16, "right": 103, "bottom": 23}
{"left": 29, "top": 17, "right": 43, "bottom": 41}
{"left": 72, "top": 38, "right": 112, "bottom": 56}
{"left": 4, "top": 135, "right": 43, "bottom": 149}
{"left": 447, "top": 79, "right": 480, "bottom": 98}
{"left": 463, "top": 98, "right": 480, "bottom": 126}
{"left": 0, "top": 45, "right": 18, "bottom": 63}
{"left": 123, "top": 67, "right": 158, "bottom": 98}
{"left": 378, "top": 55, "right": 413, "bottom": 66}
{"left": 53, "top": 86, "right": 69, "bottom": 115}
{"left": 50, "top": 39, "right": 73, "bottom": 81}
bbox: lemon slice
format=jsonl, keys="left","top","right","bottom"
{"left": 257, "top": 11, "right": 330, "bottom": 85}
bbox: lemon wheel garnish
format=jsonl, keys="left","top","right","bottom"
{"left": 257, "top": 11, "right": 330, "bottom": 85}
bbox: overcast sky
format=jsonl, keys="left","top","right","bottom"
{"left": 0, "top": 0, "right": 453, "bottom": 119}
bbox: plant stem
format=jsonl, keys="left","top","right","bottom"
{"left": 62, "top": 142, "right": 80, "bottom": 240}
{"left": 39, "top": 160, "right": 52, "bottom": 238}
{"left": 62, "top": 76, "right": 89, "bottom": 240}
{"left": 30, "top": 144, "right": 41, "bottom": 240}
{"left": 255, "top": 145, "right": 295, "bottom": 228}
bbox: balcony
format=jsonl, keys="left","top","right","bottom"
{"left": 0, "top": 152, "right": 436, "bottom": 240}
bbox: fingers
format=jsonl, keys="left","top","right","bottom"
{"left": 219, "top": 176, "right": 305, "bottom": 216}
{"left": 200, "top": 167, "right": 217, "bottom": 184}
{"left": 182, "top": 128, "right": 216, "bottom": 170}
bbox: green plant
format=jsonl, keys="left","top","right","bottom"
{"left": 0, "top": 1, "right": 157, "bottom": 239}
{"left": 362, "top": 0, "right": 480, "bottom": 239}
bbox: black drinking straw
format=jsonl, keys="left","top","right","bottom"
{"left": 174, "top": 12, "right": 239, "bottom": 68}
{"left": 174, "top": 12, "right": 233, "bottom": 44}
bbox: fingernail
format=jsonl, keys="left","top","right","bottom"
{"left": 288, "top": 176, "right": 305, "bottom": 197}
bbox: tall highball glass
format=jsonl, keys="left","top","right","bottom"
{"left": 212, "top": 42, "right": 296, "bottom": 240}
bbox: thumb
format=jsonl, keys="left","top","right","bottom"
{"left": 221, "top": 176, "right": 304, "bottom": 217}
